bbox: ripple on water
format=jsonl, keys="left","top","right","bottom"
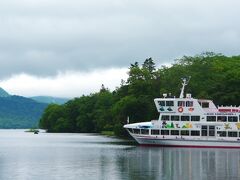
{"left": 0, "top": 130, "right": 239, "bottom": 180}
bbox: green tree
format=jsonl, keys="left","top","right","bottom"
{"left": 39, "top": 53, "right": 240, "bottom": 136}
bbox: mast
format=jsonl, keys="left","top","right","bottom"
{"left": 179, "top": 77, "right": 191, "bottom": 98}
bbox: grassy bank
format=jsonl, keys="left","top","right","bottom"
{"left": 101, "top": 131, "right": 115, "bottom": 136}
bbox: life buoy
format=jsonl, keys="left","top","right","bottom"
{"left": 178, "top": 107, "right": 183, "bottom": 113}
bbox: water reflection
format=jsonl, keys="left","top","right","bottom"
{"left": 0, "top": 130, "right": 239, "bottom": 180}
{"left": 117, "top": 147, "right": 240, "bottom": 180}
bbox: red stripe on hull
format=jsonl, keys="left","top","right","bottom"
{"left": 140, "top": 144, "right": 240, "bottom": 149}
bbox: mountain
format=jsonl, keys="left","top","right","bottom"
{"left": 30, "top": 96, "right": 69, "bottom": 105}
{"left": 0, "top": 87, "right": 10, "bottom": 97}
{"left": 0, "top": 95, "right": 48, "bottom": 128}
{"left": 0, "top": 88, "right": 48, "bottom": 128}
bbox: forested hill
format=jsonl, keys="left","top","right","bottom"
{"left": 39, "top": 53, "right": 240, "bottom": 135}
{"left": 0, "top": 95, "right": 48, "bottom": 128}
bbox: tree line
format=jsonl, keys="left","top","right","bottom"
{"left": 39, "top": 53, "right": 240, "bottom": 136}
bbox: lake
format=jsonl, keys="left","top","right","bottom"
{"left": 0, "top": 130, "right": 239, "bottom": 180}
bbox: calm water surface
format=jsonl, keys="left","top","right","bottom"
{"left": 0, "top": 130, "right": 239, "bottom": 180}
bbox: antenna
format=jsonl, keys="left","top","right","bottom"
{"left": 179, "top": 76, "right": 191, "bottom": 98}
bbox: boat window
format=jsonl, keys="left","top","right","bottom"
{"left": 166, "top": 101, "right": 174, "bottom": 106}
{"left": 141, "top": 129, "right": 149, "bottom": 135}
{"left": 161, "top": 130, "right": 169, "bottom": 135}
{"left": 161, "top": 115, "right": 170, "bottom": 121}
{"left": 198, "top": 101, "right": 201, "bottom": 106}
{"left": 201, "top": 126, "right": 207, "bottom": 136}
{"left": 128, "top": 128, "right": 133, "bottom": 133}
{"left": 133, "top": 129, "right": 140, "bottom": 134}
{"left": 151, "top": 129, "right": 160, "bottom": 135}
{"left": 191, "top": 131, "right": 200, "bottom": 136}
{"left": 202, "top": 102, "right": 209, "bottom": 108}
{"left": 181, "top": 130, "right": 189, "bottom": 136}
{"left": 191, "top": 116, "right": 200, "bottom": 121}
{"left": 178, "top": 101, "right": 185, "bottom": 107}
{"left": 209, "top": 126, "right": 215, "bottom": 136}
{"left": 217, "top": 131, "right": 226, "bottom": 137}
{"left": 228, "top": 131, "right": 238, "bottom": 137}
{"left": 207, "top": 116, "right": 216, "bottom": 122}
{"left": 228, "top": 116, "right": 238, "bottom": 122}
{"left": 181, "top": 116, "right": 190, "bottom": 121}
{"left": 158, "top": 101, "right": 165, "bottom": 106}
{"left": 171, "top": 130, "right": 179, "bottom": 135}
{"left": 217, "top": 116, "right": 227, "bottom": 122}
{"left": 171, "top": 115, "right": 179, "bottom": 121}
{"left": 186, "top": 101, "right": 193, "bottom": 107}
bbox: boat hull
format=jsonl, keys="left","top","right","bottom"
{"left": 132, "top": 135, "right": 240, "bottom": 148}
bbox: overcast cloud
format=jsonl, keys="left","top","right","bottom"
{"left": 0, "top": 0, "right": 239, "bottom": 97}
{"left": 1, "top": 68, "right": 128, "bottom": 98}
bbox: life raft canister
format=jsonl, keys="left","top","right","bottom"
{"left": 178, "top": 107, "right": 183, "bottom": 113}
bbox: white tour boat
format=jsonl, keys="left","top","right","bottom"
{"left": 124, "top": 78, "right": 240, "bottom": 148}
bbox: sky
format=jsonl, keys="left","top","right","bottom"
{"left": 0, "top": 0, "right": 239, "bottom": 98}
